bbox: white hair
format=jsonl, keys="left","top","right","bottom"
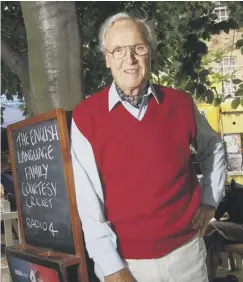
{"left": 99, "top": 12, "right": 157, "bottom": 54}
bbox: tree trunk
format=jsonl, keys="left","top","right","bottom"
{"left": 20, "top": 1, "right": 84, "bottom": 115}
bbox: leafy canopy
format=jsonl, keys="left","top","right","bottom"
{"left": 1, "top": 1, "right": 243, "bottom": 108}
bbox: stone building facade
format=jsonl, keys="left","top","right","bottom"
{"left": 207, "top": 2, "right": 243, "bottom": 96}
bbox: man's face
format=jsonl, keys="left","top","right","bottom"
{"left": 104, "top": 19, "right": 151, "bottom": 93}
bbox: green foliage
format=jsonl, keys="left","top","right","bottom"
{"left": 232, "top": 78, "right": 243, "bottom": 84}
{"left": 227, "top": 1, "right": 243, "bottom": 62}
{"left": 235, "top": 88, "right": 243, "bottom": 97}
{"left": 75, "top": 1, "right": 240, "bottom": 101}
{"left": 149, "top": 1, "right": 240, "bottom": 105}
{"left": 200, "top": 43, "right": 243, "bottom": 107}
{"left": 1, "top": 1, "right": 27, "bottom": 94}
{"left": 1, "top": 1, "right": 242, "bottom": 106}
{"left": 1, "top": 2, "right": 27, "bottom": 53}
{"left": 231, "top": 97, "right": 240, "bottom": 109}
{"left": 236, "top": 39, "right": 243, "bottom": 48}
{"left": 213, "top": 97, "right": 221, "bottom": 107}
{"left": 1, "top": 61, "right": 20, "bottom": 94}
{"left": 227, "top": 1, "right": 243, "bottom": 27}
{"left": 235, "top": 34, "right": 243, "bottom": 56}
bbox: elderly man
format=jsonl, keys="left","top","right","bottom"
{"left": 71, "top": 13, "right": 226, "bottom": 282}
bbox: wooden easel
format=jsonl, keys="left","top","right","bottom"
{"left": 6, "top": 108, "right": 89, "bottom": 282}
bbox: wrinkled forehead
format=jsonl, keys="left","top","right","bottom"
{"left": 104, "top": 19, "right": 147, "bottom": 49}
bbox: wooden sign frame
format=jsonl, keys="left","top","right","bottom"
{"left": 6, "top": 245, "right": 81, "bottom": 282}
{"left": 7, "top": 108, "right": 88, "bottom": 282}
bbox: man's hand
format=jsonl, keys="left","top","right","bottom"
{"left": 104, "top": 268, "right": 135, "bottom": 282}
{"left": 192, "top": 203, "right": 216, "bottom": 237}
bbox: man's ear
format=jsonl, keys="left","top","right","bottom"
{"left": 105, "top": 54, "right": 111, "bottom": 68}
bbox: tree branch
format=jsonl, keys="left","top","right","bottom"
{"left": 1, "top": 36, "right": 29, "bottom": 84}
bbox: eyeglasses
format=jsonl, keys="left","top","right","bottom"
{"left": 107, "top": 44, "right": 149, "bottom": 60}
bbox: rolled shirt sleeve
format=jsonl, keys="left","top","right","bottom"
{"left": 194, "top": 105, "right": 226, "bottom": 208}
{"left": 71, "top": 119, "right": 125, "bottom": 276}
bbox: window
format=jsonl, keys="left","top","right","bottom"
{"left": 214, "top": 5, "right": 229, "bottom": 22}
{"left": 214, "top": 57, "right": 237, "bottom": 95}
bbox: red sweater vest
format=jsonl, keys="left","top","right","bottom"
{"left": 73, "top": 85, "right": 200, "bottom": 259}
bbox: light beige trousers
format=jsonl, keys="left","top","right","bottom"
{"left": 95, "top": 235, "right": 208, "bottom": 282}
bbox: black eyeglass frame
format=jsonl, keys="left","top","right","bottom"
{"left": 106, "top": 43, "right": 150, "bottom": 59}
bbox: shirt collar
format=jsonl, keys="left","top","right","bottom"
{"left": 108, "top": 81, "right": 160, "bottom": 111}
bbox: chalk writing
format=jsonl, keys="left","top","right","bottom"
{"left": 22, "top": 181, "right": 56, "bottom": 197}
{"left": 25, "top": 196, "right": 53, "bottom": 208}
{"left": 16, "top": 132, "right": 29, "bottom": 148}
{"left": 16, "top": 124, "right": 59, "bottom": 148}
{"left": 26, "top": 218, "right": 59, "bottom": 237}
{"left": 11, "top": 117, "right": 75, "bottom": 253}
{"left": 24, "top": 164, "right": 48, "bottom": 180}
{"left": 17, "top": 145, "right": 54, "bottom": 164}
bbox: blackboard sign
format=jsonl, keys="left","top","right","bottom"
{"left": 7, "top": 109, "right": 89, "bottom": 282}
{"left": 10, "top": 117, "right": 75, "bottom": 253}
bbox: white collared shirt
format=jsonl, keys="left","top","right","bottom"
{"left": 71, "top": 82, "right": 226, "bottom": 276}
{"left": 108, "top": 82, "right": 159, "bottom": 120}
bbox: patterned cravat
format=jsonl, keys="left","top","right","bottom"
{"left": 116, "top": 83, "right": 149, "bottom": 109}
